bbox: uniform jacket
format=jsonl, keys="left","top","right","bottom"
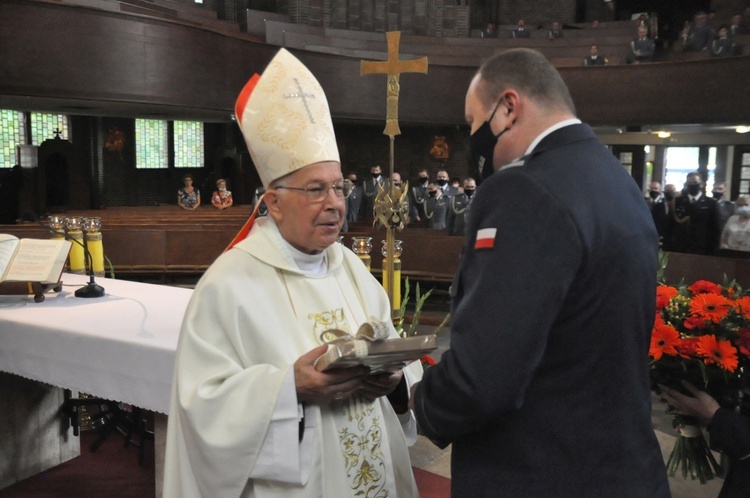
{"left": 414, "top": 124, "right": 669, "bottom": 497}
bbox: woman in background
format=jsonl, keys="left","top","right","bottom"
{"left": 211, "top": 179, "right": 233, "bottom": 210}
{"left": 178, "top": 174, "right": 200, "bottom": 210}
{"left": 720, "top": 194, "right": 750, "bottom": 251}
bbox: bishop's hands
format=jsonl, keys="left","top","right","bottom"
{"left": 294, "top": 345, "right": 404, "bottom": 404}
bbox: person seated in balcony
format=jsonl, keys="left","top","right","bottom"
{"left": 177, "top": 174, "right": 200, "bottom": 210}
{"left": 680, "top": 11, "right": 714, "bottom": 52}
{"left": 547, "top": 20, "right": 563, "bottom": 40}
{"left": 730, "top": 14, "right": 748, "bottom": 36}
{"left": 211, "top": 178, "right": 233, "bottom": 210}
{"left": 627, "top": 25, "right": 655, "bottom": 63}
{"left": 482, "top": 22, "right": 497, "bottom": 38}
{"left": 711, "top": 25, "right": 736, "bottom": 57}
{"left": 583, "top": 44, "right": 608, "bottom": 66}
{"left": 511, "top": 19, "right": 530, "bottom": 38}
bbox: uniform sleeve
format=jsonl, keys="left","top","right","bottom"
{"left": 414, "top": 170, "right": 582, "bottom": 442}
{"left": 708, "top": 408, "right": 750, "bottom": 459}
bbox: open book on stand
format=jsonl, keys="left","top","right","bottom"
{"left": 314, "top": 321, "right": 437, "bottom": 373}
{"left": 0, "top": 234, "right": 72, "bottom": 285}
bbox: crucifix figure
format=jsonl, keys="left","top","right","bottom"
{"left": 361, "top": 32, "right": 428, "bottom": 321}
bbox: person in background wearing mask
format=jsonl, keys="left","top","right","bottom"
{"left": 712, "top": 181, "right": 735, "bottom": 235}
{"left": 670, "top": 172, "right": 720, "bottom": 255}
{"left": 424, "top": 181, "right": 448, "bottom": 230}
{"left": 362, "top": 164, "right": 388, "bottom": 221}
{"left": 720, "top": 194, "right": 750, "bottom": 252}
{"left": 436, "top": 170, "right": 458, "bottom": 199}
{"left": 646, "top": 180, "right": 662, "bottom": 206}
{"left": 650, "top": 181, "right": 673, "bottom": 249}
{"left": 342, "top": 172, "right": 362, "bottom": 232}
{"left": 447, "top": 178, "right": 477, "bottom": 236}
{"left": 410, "top": 169, "right": 429, "bottom": 225}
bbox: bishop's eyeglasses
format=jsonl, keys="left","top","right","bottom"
{"left": 275, "top": 179, "right": 353, "bottom": 203}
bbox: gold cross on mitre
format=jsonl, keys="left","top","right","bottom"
{"left": 360, "top": 31, "right": 428, "bottom": 137}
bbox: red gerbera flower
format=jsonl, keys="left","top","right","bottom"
{"left": 420, "top": 355, "right": 436, "bottom": 367}
{"left": 688, "top": 280, "right": 723, "bottom": 296}
{"left": 683, "top": 316, "right": 709, "bottom": 330}
{"left": 735, "top": 296, "right": 750, "bottom": 319}
{"left": 650, "top": 322, "right": 681, "bottom": 360}
{"left": 696, "top": 335, "right": 739, "bottom": 372}
{"left": 677, "top": 337, "right": 700, "bottom": 359}
{"left": 689, "top": 293, "right": 733, "bottom": 323}
{"left": 656, "top": 285, "right": 679, "bottom": 310}
{"left": 736, "top": 328, "right": 750, "bottom": 357}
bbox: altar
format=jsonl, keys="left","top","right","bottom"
{"left": 0, "top": 273, "right": 191, "bottom": 493}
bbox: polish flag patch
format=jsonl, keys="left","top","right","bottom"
{"left": 474, "top": 228, "right": 497, "bottom": 250}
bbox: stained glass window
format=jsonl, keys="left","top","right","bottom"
{"left": 30, "top": 113, "right": 69, "bottom": 145}
{"left": 135, "top": 118, "right": 168, "bottom": 169}
{"left": 174, "top": 121, "right": 204, "bottom": 169}
{"left": 0, "top": 110, "right": 26, "bottom": 168}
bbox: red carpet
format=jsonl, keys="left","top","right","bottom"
{"left": 2, "top": 430, "right": 449, "bottom": 497}
{"left": 413, "top": 467, "right": 451, "bottom": 498}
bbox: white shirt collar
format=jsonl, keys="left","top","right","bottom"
{"left": 523, "top": 118, "right": 582, "bottom": 157}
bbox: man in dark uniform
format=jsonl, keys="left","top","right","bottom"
{"left": 343, "top": 172, "right": 363, "bottom": 231}
{"left": 362, "top": 164, "right": 387, "bottom": 221}
{"left": 410, "top": 48, "right": 670, "bottom": 498}
{"left": 424, "top": 182, "right": 448, "bottom": 230}
{"left": 409, "top": 169, "right": 429, "bottom": 226}
{"left": 446, "top": 177, "right": 476, "bottom": 236}
{"left": 670, "top": 172, "right": 720, "bottom": 255}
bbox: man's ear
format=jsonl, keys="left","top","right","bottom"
{"left": 264, "top": 190, "right": 283, "bottom": 222}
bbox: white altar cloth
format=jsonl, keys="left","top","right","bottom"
{"left": 0, "top": 273, "right": 191, "bottom": 414}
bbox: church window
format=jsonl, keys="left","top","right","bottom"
{"left": 173, "top": 120, "right": 204, "bottom": 168}
{"left": 30, "top": 113, "right": 69, "bottom": 145}
{"left": 135, "top": 118, "right": 169, "bottom": 169}
{"left": 0, "top": 110, "right": 26, "bottom": 168}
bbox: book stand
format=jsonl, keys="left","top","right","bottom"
{"left": 0, "top": 280, "right": 63, "bottom": 303}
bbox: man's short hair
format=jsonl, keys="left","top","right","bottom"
{"left": 476, "top": 48, "right": 576, "bottom": 115}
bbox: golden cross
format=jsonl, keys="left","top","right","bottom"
{"left": 360, "top": 31, "right": 428, "bottom": 137}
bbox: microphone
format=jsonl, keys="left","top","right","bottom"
{"left": 22, "top": 212, "right": 105, "bottom": 298}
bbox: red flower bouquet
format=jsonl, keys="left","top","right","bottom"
{"left": 650, "top": 279, "right": 750, "bottom": 483}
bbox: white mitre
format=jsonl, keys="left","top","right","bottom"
{"left": 234, "top": 48, "right": 340, "bottom": 187}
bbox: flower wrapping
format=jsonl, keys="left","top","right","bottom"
{"left": 650, "top": 279, "right": 750, "bottom": 483}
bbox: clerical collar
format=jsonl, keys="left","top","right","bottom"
{"left": 283, "top": 239, "right": 328, "bottom": 276}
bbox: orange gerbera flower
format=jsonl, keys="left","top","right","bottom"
{"left": 689, "top": 293, "right": 733, "bottom": 323}
{"left": 650, "top": 322, "right": 681, "bottom": 360}
{"left": 735, "top": 296, "right": 750, "bottom": 319}
{"left": 696, "top": 335, "right": 739, "bottom": 372}
{"left": 736, "top": 328, "right": 750, "bottom": 356}
{"left": 688, "top": 280, "right": 722, "bottom": 295}
{"left": 656, "top": 285, "right": 678, "bottom": 310}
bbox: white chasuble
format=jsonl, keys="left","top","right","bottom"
{"left": 163, "top": 217, "right": 420, "bottom": 498}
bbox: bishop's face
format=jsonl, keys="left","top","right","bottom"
{"left": 267, "top": 161, "right": 345, "bottom": 254}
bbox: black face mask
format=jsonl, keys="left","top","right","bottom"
{"left": 371, "top": 173, "right": 380, "bottom": 179}
{"left": 649, "top": 190, "right": 660, "bottom": 200}
{"left": 428, "top": 191, "right": 437, "bottom": 197}
{"left": 469, "top": 96, "right": 511, "bottom": 182}
{"left": 712, "top": 191, "right": 723, "bottom": 200}
{"left": 664, "top": 191, "right": 675, "bottom": 201}
{"left": 437, "top": 179, "right": 448, "bottom": 187}
{"left": 464, "top": 188, "right": 475, "bottom": 197}
{"left": 418, "top": 177, "right": 428, "bottom": 185}
{"left": 687, "top": 184, "right": 701, "bottom": 196}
